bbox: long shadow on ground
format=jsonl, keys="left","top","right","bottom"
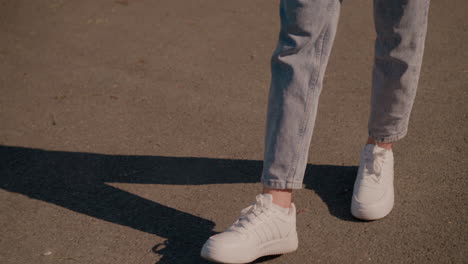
{"left": 0, "top": 145, "right": 358, "bottom": 263}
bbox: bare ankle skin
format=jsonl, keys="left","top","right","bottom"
{"left": 367, "top": 137, "right": 393, "bottom": 150}
{"left": 262, "top": 187, "right": 293, "bottom": 208}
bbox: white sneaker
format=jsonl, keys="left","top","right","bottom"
{"left": 200, "top": 193, "right": 298, "bottom": 263}
{"left": 351, "top": 144, "right": 395, "bottom": 220}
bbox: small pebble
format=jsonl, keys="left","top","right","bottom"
{"left": 42, "top": 251, "right": 52, "bottom": 256}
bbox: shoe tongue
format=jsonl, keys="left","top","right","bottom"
{"left": 366, "top": 144, "right": 387, "bottom": 154}
{"left": 256, "top": 193, "right": 273, "bottom": 208}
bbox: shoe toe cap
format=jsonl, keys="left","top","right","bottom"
{"left": 351, "top": 187, "right": 394, "bottom": 220}
{"left": 201, "top": 232, "right": 254, "bottom": 263}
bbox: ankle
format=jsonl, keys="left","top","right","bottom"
{"left": 367, "top": 137, "right": 393, "bottom": 150}
{"left": 262, "top": 187, "right": 292, "bottom": 208}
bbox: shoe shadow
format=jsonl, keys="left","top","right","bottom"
{"left": 303, "top": 163, "right": 360, "bottom": 222}
{"left": 0, "top": 145, "right": 358, "bottom": 263}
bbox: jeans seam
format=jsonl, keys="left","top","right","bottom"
{"left": 286, "top": 25, "right": 330, "bottom": 185}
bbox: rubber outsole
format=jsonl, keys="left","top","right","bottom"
{"left": 200, "top": 232, "right": 298, "bottom": 264}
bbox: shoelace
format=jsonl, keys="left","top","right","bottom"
{"left": 230, "top": 199, "right": 273, "bottom": 233}
{"left": 363, "top": 149, "right": 386, "bottom": 182}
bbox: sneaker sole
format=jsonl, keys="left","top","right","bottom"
{"left": 201, "top": 232, "right": 298, "bottom": 264}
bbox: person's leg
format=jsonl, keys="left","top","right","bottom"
{"left": 368, "top": 0, "right": 431, "bottom": 143}
{"left": 201, "top": 1, "right": 343, "bottom": 262}
{"left": 261, "top": 0, "right": 342, "bottom": 207}
{"left": 352, "top": 0, "right": 430, "bottom": 220}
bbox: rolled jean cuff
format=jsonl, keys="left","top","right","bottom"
{"left": 368, "top": 129, "right": 408, "bottom": 143}
{"left": 261, "top": 177, "right": 304, "bottom": 190}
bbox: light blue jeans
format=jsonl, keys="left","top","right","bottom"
{"left": 261, "top": 0, "right": 431, "bottom": 189}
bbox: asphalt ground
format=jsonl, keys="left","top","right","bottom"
{"left": 0, "top": 0, "right": 466, "bottom": 263}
